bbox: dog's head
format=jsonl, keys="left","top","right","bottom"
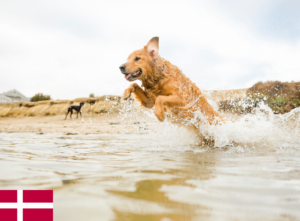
{"left": 80, "top": 102, "right": 84, "bottom": 106}
{"left": 119, "top": 37, "right": 160, "bottom": 82}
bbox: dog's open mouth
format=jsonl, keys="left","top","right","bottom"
{"left": 124, "top": 69, "right": 142, "bottom": 80}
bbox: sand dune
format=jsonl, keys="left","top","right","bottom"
{"left": 0, "top": 89, "right": 249, "bottom": 118}
{"left": 208, "top": 88, "right": 248, "bottom": 102}
{"left": 0, "top": 95, "right": 122, "bottom": 118}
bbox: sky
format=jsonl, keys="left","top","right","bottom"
{"left": 0, "top": 0, "right": 300, "bottom": 100}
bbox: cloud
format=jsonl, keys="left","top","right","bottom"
{"left": 0, "top": 0, "right": 299, "bottom": 99}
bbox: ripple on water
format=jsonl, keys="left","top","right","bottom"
{"left": 0, "top": 106, "right": 300, "bottom": 221}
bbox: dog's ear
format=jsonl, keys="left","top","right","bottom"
{"left": 146, "top": 37, "right": 159, "bottom": 59}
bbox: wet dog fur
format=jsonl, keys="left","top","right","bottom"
{"left": 120, "top": 37, "right": 225, "bottom": 128}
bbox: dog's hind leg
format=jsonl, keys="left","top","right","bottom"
{"left": 70, "top": 109, "right": 73, "bottom": 119}
{"left": 65, "top": 109, "right": 70, "bottom": 120}
{"left": 154, "top": 95, "right": 184, "bottom": 122}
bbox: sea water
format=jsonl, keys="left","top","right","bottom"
{"left": 0, "top": 102, "right": 300, "bottom": 221}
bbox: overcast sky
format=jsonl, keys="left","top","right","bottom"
{"left": 0, "top": 0, "right": 300, "bottom": 100}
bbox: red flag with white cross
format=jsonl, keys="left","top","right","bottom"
{"left": 0, "top": 190, "right": 53, "bottom": 221}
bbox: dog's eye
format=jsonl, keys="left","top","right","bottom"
{"left": 134, "top": 57, "right": 140, "bottom": 61}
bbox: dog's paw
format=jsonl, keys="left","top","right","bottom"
{"left": 154, "top": 109, "right": 165, "bottom": 122}
{"left": 155, "top": 114, "right": 165, "bottom": 122}
{"left": 122, "top": 89, "right": 132, "bottom": 100}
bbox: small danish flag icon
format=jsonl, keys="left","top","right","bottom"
{"left": 0, "top": 190, "right": 53, "bottom": 221}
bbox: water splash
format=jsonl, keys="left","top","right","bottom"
{"left": 193, "top": 102, "right": 299, "bottom": 148}
{"left": 118, "top": 99, "right": 300, "bottom": 150}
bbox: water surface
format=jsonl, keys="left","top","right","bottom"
{"left": 1, "top": 130, "right": 300, "bottom": 221}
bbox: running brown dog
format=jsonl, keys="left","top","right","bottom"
{"left": 119, "top": 37, "right": 225, "bottom": 126}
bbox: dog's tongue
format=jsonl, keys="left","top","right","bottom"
{"left": 125, "top": 74, "right": 131, "bottom": 79}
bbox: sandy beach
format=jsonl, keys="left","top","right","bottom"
{"left": 0, "top": 114, "right": 160, "bottom": 134}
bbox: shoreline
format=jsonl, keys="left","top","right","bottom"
{"left": 0, "top": 114, "right": 158, "bottom": 134}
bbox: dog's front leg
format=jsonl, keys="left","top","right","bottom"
{"left": 123, "top": 83, "right": 154, "bottom": 108}
{"left": 154, "top": 95, "right": 183, "bottom": 122}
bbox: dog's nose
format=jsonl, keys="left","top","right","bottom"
{"left": 119, "top": 64, "right": 126, "bottom": 72}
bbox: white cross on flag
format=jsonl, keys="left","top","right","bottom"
{"left": 0, "top": 190, "right": 53, "bottom": 221}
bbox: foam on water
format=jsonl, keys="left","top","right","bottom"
{"left": 146, "top": 122, "right": 200, "bottom": 151}
{"left": 119, "top": 99, "right": 300, "bottom": 151}
{"left": 197, "top": 102, "right": 278, "bottom": 148}
{"left": 192, "top": 102, "right": 300, "bottom": 149}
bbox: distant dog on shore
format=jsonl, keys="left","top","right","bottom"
{"left": 65, "top": 102, "right": 84, "bottom": 120}
{"left": 120, "top": 37, "right": 225, "bottom": 127}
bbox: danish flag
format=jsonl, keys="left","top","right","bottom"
{"left": 0, "top": 190, "right": 53, "bottom": 221}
